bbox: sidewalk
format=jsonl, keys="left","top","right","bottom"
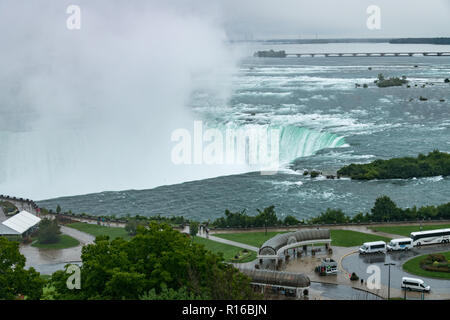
{"left": 197, "top": 233, "right": 259, "bottom": 252}
{"left": 0, "top": 207, "right": 6, "bottom": 222}
{"left": 60, "top": 225, "right": 95, "bottom": 245}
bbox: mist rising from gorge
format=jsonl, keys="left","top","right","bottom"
{"left": 0, "top": 1, "right": 244, "bottom": 200}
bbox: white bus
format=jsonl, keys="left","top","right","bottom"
{"left": 387, "top": 238, "right": 413, "bottom": 251}
{"left": 359, "top": 241, "right": 386, "bottom": 254}
{"left": 411, "top": 228, "right": 450, "bottom": 247}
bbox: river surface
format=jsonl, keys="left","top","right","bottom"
{"left": 31, "top": 43, "right": 450, "bottom": 221}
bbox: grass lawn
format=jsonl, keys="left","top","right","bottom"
{"left": 403, "top": 251, "right": 450, "bottom": 280}
{"left": 330, "top": 230, "right": 391, "bottom": 247}
{"left": 31, "top": 235, "right": 80, "bottom": 249}
{"left": 213, "top": 230, "right": 391, "bottom": 248}
{"left": 193, "top": 237, "right": 257, "bottom": 263}
{"left": 66, "top": 222, "right": 131, "bottom": 240}
{"left": 370, "top": 224, "right": 450, "bottom": 237}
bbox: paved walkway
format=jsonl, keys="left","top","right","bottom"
{"left": 60, "top": 225, "right": 95, "bottom": 245}
{"left": 204, "top": 224, "right": 406, "bottom": 258}
{"left": 341, "top": 245, "right": 450, "bottom": 300}
{"left": 205, "top": 226, "right": 448, "bottom": 300}
{"left": 333, "top": 225, "right": 402, "bottom": 239}
{"left": 197, "top": 234, "right": 259, "bottom": 252}
{"left": 0, "top": 207, "right": 6, "bottom": 222}
{"left": 20, "top": 226, "right": 95, "bottom": 275}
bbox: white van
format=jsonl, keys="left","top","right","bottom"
{"left": 401, "top": 277, "right": 430, "bottom": 292}
{"left": 387, "top": 238, "right": 413, "bottom": 252}
{"left": 359, "top": 241, "right": 386, "bottom": 254}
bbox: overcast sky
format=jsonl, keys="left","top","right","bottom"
{"left": 211, "top": 0, "right": 450, "bottom": 40}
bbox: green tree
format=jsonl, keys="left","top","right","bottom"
{"left": 56, "top": 204, "right": 62, "bottom": 214}
{"left": 37, "top": 219, "right": 61, "bottom": 244}
{"left": 371, "top": 196, "right": 401, "bottom": 221}
{"left": 309, "top": 209, "right": 349, "bottom": 224}
{"left": 140, "top": 285, "right": 206, "bottom": 300}
{"left": 283, "top": 215, "right": 300, "bottom": 226}
{"left": 255, "top": 206, "right": 280, "bottom": 227}
{"left": 125, "top": 219, "right": 140, "bottom": 236}
{"left": 189, "top": 222, "right": 199, "bottom": 238}
{"left": 0, "top": 237, "right": 45, "bottom": 300}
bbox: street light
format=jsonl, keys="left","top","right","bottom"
{"left": 384, "top": 262, "right": 396, "bottom": 300}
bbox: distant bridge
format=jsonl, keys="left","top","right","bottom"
{"left": 285, "top": 52, "right": 450, "bottom": 58}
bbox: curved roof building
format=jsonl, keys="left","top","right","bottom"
{"left": 240, "top": 269, "right": 310, "bottom": 288}
{"left": 259, "top": 229, "right": 331, "bottom": 256}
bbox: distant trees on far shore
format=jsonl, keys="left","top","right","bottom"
{"left": 337, "top": 150, "right": 450, "bottom": 180}
{"left": 211, "top": 196, "right": 450, "bottom": 228}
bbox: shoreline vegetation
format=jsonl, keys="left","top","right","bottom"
{"left": 41, "top": 194, "right": 450, "bottom": 231}
{"left": 337, "top": 150, "right": 450, "bottom": 180}
{"left": 211, "top": 196, "right": 450, "bottom": 227}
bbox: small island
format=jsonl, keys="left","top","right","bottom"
{"left": 337, "top": 150, "right": 450, "bottom": 180}
{"left": 374, "top": 73, "right": 408, "bottom": 88}
{"left": 254, "top": 50, "right": 287, "bottom": 58}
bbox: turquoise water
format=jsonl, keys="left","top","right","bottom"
{"left": 38, "top": 49, "right": 450, "bottom": 221}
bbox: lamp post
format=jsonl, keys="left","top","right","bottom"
{"left": 384, "top": 262, "right": 395, "bottom": 300}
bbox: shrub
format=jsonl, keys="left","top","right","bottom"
{"left": 375, "top": 73, "right": 408, "bottom": 87}
{"left": 337, "top": 150, "right": 450, "bottom": 180}
{"left": 310, "top": 171, "right": 321, "bottom": 178}
{"left": 37, "top": 219, "right": 61, "bottom": 244}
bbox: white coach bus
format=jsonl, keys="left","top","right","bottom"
{"left": 411, "top": 228, "right": 450, "bottom": 247}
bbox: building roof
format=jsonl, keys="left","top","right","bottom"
{"left": 259, "top": 229, "right": 331, "bottom": 256}
{"left": 2, "top": 210, "right": 41, "bottom": 234}
{"left": 0, "top": 223, "right": 20, "bottom": 235}
{"left": 240, "top": 269, "right": 310, "bottom": 288}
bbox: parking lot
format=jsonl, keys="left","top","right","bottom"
{"left": 341, "top": 244, "right": 450, "bottom": 297}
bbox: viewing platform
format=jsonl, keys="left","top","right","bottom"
{"left": 285, "top": 52, "right": 450, "bottom": 58}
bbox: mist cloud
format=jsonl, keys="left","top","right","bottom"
{"left": 0, "top": 0, "right": 241, "bottom": 199}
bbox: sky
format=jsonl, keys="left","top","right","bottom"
{"left": 215, "top": 0, "right": 450, "bottom": 40}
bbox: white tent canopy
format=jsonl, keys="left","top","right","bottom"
{"left": 2, "top": 210, "right": 41, "bottom": 234}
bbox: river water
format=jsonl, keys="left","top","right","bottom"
{"left": 36, "top": 43, "right": 450, "bottom": 221}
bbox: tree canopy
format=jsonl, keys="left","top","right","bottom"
{"left": 50, "top": 223, "right": 258, "bottom": 300}
{"left": 37, "top": 219, "right": 61, "bottom": 244}
{"left": 213, "top": 206, "right": 281, "bottom": 228}
{"left": 0, "top": 237, "right": 45, "bottom": 300}
{"left": 337, "top": 150, "right": 450, "bottom": 180}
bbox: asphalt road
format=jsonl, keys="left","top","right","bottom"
{"left": 342, "top": 244, "right": 450, "bottom": 295}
